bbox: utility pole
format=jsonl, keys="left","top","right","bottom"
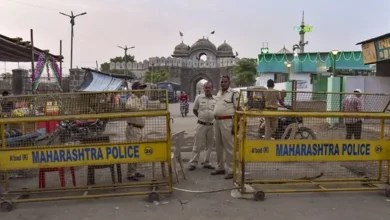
{"left": 118, "top": 45, "right": 135, "bottom": 78}
{"left": 60, "top": 11, "right": 87, "bottom": 69}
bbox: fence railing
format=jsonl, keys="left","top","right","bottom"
{"left": 233, "top": 110, "right": 390, "bottom": 201}
{"left": 0, "top": 90, "right": 172, "bottom": 211}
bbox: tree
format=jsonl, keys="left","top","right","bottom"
{"left": 100, "top": 55, "right": 136, "bottom": 78}
{"left": 142, "top": 69, "right": 169, "bottom": 84}
{"left": 232, "top": 58, "right": 257, "bottom": 86}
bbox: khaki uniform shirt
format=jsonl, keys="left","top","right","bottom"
{"left": 125, "top": 94, "right": 145, "bottom": 127}
{"left": 193, "top": 94, "right": 217, "bottom": 123}
{"left": 214, "top": 88, "right": 239, "bottom": 117}
{"left": 264, "top": 88, "right": 281, "bottom": 109}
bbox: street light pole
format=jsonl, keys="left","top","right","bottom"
{"left": 286, "top": 63, "right": 292, "bottom": 81}
{"left": 118, "top": 45, "right": 135, "bottom": 78}
{"left": 331, "top": 50, "right": 343, "bottom": 119}
{"left": 60, "top": 11, "right": 87, "bottom": 69}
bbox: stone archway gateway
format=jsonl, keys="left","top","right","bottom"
{"left": 190, "top": 74, "right": 211, "bottom": 101}
{"left": 109, "top": 38, "right": 240, "bottom": 101}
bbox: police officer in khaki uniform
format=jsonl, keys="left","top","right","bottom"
{"left": 125, "top": 81, "right": 147, "bottom": 181}
{"left": 188, "top": 82, "right": 216, "bottom": 171}
{"left": 264, "top": 79, "right": 284, "bottom": 139}
{"left": 212, "top": 75, "right": 239, "bottom": 179}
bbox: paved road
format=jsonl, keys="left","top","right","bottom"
{"left": 1, "top": 103, "right": 390, "bottom": 219}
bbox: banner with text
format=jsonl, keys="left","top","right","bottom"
{"left": 0, "top": 142, "right": 168, "bottom": 170}
{"left": 244, "top": 140, "right": 390, "bottom": 162}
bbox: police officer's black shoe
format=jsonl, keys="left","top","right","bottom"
{"left": 135, "top": 173, "right": 145, "bottom": 178}
{"left": 203, "top": 164, "right": 214, "bottom": 169}
{"left": 211, "top": 170, "right": 226, "bottom": 175}
{"left": 188, "top": 165, "right": 196, "bottom": 171}
{"left": 127, "top": 176, "right": 139, "bottom": 181}
{"left": 224, "top": 174, "right": 233, "bottom": 180}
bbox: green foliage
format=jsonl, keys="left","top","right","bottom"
{"left": 232, "top": 58, "right": 257, "bottom": 86}
{"left": 142, "top": 69, "right": 169, "bottom": 84}
{"left": 100, "top": 55, "right": 136, "bottom": 78}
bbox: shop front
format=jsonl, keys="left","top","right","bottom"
{"left": 357, "top": 32, "right": 390, "bottom": 76}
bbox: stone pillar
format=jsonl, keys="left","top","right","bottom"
{"left": 326, "top": 76, "right": 342, "bottom": 126}
{"left": 69, "top": 69, "right": 86, "bottom": 92}
{"left": 12, "top": 69, "right": 29, "bottom": 95}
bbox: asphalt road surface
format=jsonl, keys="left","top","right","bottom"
{"left": 1, "top": 103, "right": 390, "bottom": 220}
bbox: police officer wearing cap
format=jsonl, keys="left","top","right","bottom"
{"left": 188, "top": 82, "right": 216, "bottom": 171}
{"left": 125, "top": 81, "right": 147, "bottom": 181}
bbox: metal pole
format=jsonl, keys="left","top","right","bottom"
{"left": 151, "top": 64, "right": 154, "bottom": 84}
{"left": 30, "top": 29, "right": 35, "bottom": 94}
{"left": 60, "top": 12, "right": 87, "bottom": 69}
{"left": 124, "top": 47, "right": 128, "bottom": 77}
{"left": 60, "top": 40, "right": 62, "bottom": 83}
{"left": 70, "top": 24, "right": 74, "bottom": 69}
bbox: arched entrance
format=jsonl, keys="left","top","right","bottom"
{"left": 190, "top": 74, "right": 211, "bottom": 101}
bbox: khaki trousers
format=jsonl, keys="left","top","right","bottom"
{"left": 189, "top": 123, "right": 214, "bottom": 166}
{"left": 264, "top": 117, "right": 278, "bottom": 139}
{"left": 214, "top": 119, "right": 234, "bottom": 174}
{"left": 126, "top": 125, "right": 142, "bottom": 177}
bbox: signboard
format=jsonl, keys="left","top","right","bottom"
{"left": 361, "top": 42, "right": 378, "bottom": 64}
{"left": 244, "top": 140, "right": 390, "bottom": 162}
{"left": 375, "top": 37, "right": 390, "bottom": 62}
{"left": 296, "top": 80, "right": 307, "bottom": 89}
{"left": 0, "top": 142, "right": 168, "bottom": 170}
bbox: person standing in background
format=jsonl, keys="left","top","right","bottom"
{"left": 264, "top": 79, "right": 284, "bottom": 139}
{"left": 343, "top": 89, "right": 363, "bottom": 139}
{"left": 125, "top": 81, "right": 147, "bottom": 181}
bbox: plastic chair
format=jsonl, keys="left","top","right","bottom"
{"left": 87, "top": 164, "right": 121, "bottom": 185}
{"left": 159, "top": 131, "right": 186, "bottom": 183}
{"left": 38, "top": 167, "right": 76, "bottom": 188}
{"left": 170, "top": 131, "right": 187, "bottom": 183}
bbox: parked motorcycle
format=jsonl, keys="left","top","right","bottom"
{"left": 258, "top": 106, "right": 317, "bottom": 140}
{"left": 47, "top": 119, "right": 108, "bottom": 145}
{"left": 180, "top": 100, "right": 188, "bottom": 117}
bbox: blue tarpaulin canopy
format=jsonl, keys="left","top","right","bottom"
{"left": 78, "top": 71, "right": 125, "bottom": 92}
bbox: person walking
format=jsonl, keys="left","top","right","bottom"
{"left": 343, "top": 89, "right": 363, "bottom": 139}
{"left": 188, "top": 82, "right": 216, "bottom": 171}
{"left": 212, "top": 75, "right": 239, "bottom": 180}
{"left": 125, "top": 81, "right": 147, "bottom": 181}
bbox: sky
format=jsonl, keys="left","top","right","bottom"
{"left": 1, "top": 0, "right": 390, "bottom": 75}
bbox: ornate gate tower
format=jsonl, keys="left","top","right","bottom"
{"left": 111, "top": 37, "right": 240, "bottom": 101}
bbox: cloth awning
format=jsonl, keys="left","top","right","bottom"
{"left": 78, "top": 71, "right": 125, "bottom": 92}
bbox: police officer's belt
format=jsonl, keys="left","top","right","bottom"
{"left": 198, "top": 120, "right": 213, "bottom": 126}
{"left": 127, "top": 123, "right": 144, "bottom": 129}
{"left": 215, "top": 116, "right": 233, "bottom": 120}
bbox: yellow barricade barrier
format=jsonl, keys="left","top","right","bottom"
{"left": 0, "top": 90, "right": 172, "bottom": 211}
{"left": 234, "top": 110, "right": 390, "bottom": 201}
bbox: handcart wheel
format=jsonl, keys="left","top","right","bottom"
{"left": 0, "top": 200, "right": 13, "bottom": 212}
{"left": 148, "top": 192, "right": 160, "bottom": 203}
{"left": 253, "top": 190, "right": 265, "bottom": 201}
{"left": 385, "top": 188, "right": 390, "bottom": 198}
